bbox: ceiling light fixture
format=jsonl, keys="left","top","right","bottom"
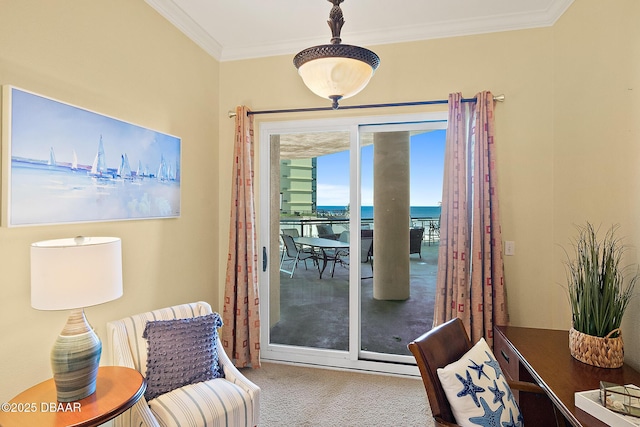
{"left": 294, "top": 0, "right": 380, "bottom": 110}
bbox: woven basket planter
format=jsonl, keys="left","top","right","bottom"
{"left": 569, "top": 327, "right": 624, "bottom": 368}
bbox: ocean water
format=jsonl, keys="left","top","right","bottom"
{"left": 318, "top": 205, "right": 440, "bottom": 219}
{"left": 10, "top": 161, "right": 180, "bottom": 226}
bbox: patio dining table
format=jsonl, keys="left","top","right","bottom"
{"left": 293, "top": 236, "right": 350, "bottom": 279}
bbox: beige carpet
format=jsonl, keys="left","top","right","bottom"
{"left": 241, "top": 362, "right": 433, "bottom": 427}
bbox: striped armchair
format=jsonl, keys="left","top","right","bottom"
{"left": 107, "top": 301, "right": 260, "bottom": 427}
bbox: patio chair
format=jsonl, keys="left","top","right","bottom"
{"left": 280, "top": 233, "right": 317, "bottom": 278}
{"left": 316, "top": 223, "right": 338, "bottom": 240}
{"left": 327, "top": 231, "right": 350, "bottom": 277}
{"left": 360, "top": 236, "right": 373, "bottom": 279}
{"left": 410, "top": 227, "right": 425, "bottom": 258}
{"left": 281, "top": 228, "right": 299, "bottom": 237}
{"left": 331, "top": 233, "right": 373, "bottom": 279}
{"left": 281, "top": 228, "right": 316, "bottom": 256}
{"left": 361, "top": 229, "right": 374, "bottom": 261}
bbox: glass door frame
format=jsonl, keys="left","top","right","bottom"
{"left": 258, "top": 111, "right": 447, "bottom": 376}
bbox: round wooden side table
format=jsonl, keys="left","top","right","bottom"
{"left": 0, "top": 366, "right": 145, "bottom": 427}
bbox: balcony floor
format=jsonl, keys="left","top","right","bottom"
{"left": 270, "top": 241, "right": 438, "bottom": 356}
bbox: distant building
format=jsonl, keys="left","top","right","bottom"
{"left": 280, "top": 158, "right": 316, "bottom": 215}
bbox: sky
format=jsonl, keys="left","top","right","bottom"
{"left": 9, "top": 87, "right": 181, "bottom": 173}
{"left": 316, "top": 129, "right": 446, "bottom": 206}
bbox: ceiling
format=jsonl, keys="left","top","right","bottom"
{"left": 277, "top": 130, "right": 436, "bottom": 160}
{"left": 145, "top": 0, "right": 574, "bottom": 62}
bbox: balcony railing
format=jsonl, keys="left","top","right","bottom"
{"left": 279, "top": 216, "right": 440, "bottom": 244}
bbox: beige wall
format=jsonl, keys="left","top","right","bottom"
{"left": 219, "top": 0, "right": 640, "bottom": 371}
{"left": 552, "top": 0, "right": 640, "bottom": 368}
{"left": 0, "top": 0, "right": 220, "bottom": 401}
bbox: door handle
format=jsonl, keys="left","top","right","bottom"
{"left": 263, "top": 246, "right": 267, "bottom": 272}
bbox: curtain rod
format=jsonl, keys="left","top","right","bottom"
{"left": 228, "top": 94, "right": 504, "bottom": 118}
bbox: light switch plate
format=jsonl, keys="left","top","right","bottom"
{"left": 505, "top": 241, "right": 515, "bottom": 256}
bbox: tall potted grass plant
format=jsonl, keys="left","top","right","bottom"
{"left": 564, "top": 223, "right": 638, "bottom": 368}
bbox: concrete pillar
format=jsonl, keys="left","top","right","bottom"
{"left": 373, "top": 131, "right": 411, "bottom": 300}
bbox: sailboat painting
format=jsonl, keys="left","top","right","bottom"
{"left": 4, "top": 86, "right": 181, "bottom": 226}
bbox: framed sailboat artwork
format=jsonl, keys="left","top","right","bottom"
{"left": 1, "top": 86, "right": 181, "bottom": 227}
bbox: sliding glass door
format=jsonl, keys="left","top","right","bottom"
{"left": 267, "top": 130, "right": 351, "bottom": 353}
{"left": 358, "top": 125, "right": 446, "bottom": 363}
{"left": 259, "top": 113, "right": 446, "bottom": 374}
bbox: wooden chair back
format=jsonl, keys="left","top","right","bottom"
{"left": 408, "top": 318, "right": 472, "bottom": 426}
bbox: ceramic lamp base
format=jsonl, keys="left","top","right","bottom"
{"left": 51, "top": 309, "right": 102, "bottom": 402}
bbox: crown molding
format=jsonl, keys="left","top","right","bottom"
{"left": 147, "top": 0, "right": 574, "bottom": 62}
{"left": 341, "top": 0, "right": 575, "bottom": 48}
{"left": 145, "top": 0, "right": 222, "bottom": 60}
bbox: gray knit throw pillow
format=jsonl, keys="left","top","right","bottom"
{"left": 143, "top": 312, "right": 223, "bottom": 401}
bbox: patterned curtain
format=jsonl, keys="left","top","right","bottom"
{"left": 222, "top": 105, "right": 261, "bottom": 368}
{"left": 434, "top": 92, "right": 507, "bottom": 346}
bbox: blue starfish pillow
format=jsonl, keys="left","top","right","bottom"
{"left": 437, "top": 338, "right": 523, "bottom": 427}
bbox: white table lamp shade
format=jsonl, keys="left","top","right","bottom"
{"left": 31, "top": 237, "right": 123, "bottom": 310}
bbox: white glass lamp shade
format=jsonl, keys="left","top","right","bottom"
{"left": 297, "top": 56, "right": 375, "bottom": 102}
{"left": 294, "top": 42, "right": 380, "bottom": 109}
{"left": 31, "top": 236, "right": 123, "bottom": 310}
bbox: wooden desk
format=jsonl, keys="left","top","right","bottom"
{"left": 495, "top": 326, "right": 640, "bottom": 427}
{"left": 0, "top": 366, "right": 145, "bottom": 427}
